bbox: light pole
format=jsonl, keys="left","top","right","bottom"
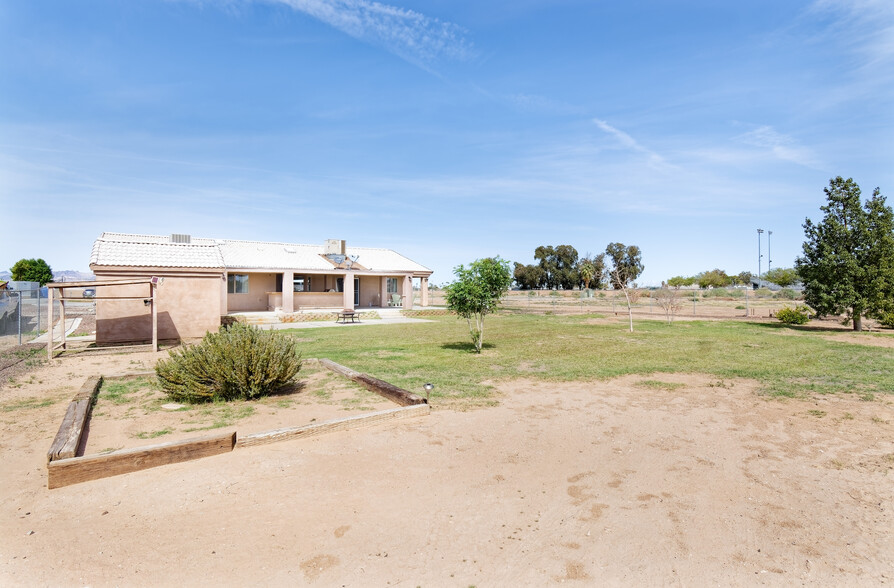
{"left": 767, "top": 230, "right": 772, "bottom": 275}
{"left": 757, "top": 229, "right": 764, "bottom": 289}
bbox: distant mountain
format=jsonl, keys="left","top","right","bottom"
{"left": 53, "top": 270, "right": 95, "bottom": 282}
{"left": 0, "top": 270, "right": 93, "bottom": 282}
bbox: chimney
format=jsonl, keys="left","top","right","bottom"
{"left": 325, "top": 239, "right": 346, "bottom": 255}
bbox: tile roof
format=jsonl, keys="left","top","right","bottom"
{"left": 91, "top": 233, "right": 225, "bottom": 268}
{"left": 90, "top": 233, "right": 432, "bottom": 274}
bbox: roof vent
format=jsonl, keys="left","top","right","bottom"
{"left": 171, "top": 233, "right": 191, "bottom": 244}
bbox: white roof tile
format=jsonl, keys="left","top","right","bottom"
{"left": 90, "top": 233, "right": 432, "bottom": 275}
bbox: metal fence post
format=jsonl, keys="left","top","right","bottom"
{"left": 17, "top": 292, "right": 22, "bottom": 345}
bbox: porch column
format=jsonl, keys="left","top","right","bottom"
{"left": 380, "top": 277, "right": 388, "bottom": 308}
{"left": 421, "top": 277, "right": 429, "bottom": 307}
{"left": 343, "top": 272, "right": 354, "bottom": 309}
{"left": 282, "top": 271, "right": 294, "bottom": 313}
{"left": 403, "top": 275, "right": 413, "bottom": 309}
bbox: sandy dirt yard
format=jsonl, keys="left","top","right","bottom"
{"left": 1, "top": 348, "right": 892, "bottom": 586}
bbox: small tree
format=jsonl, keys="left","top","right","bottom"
{"left": 654, "top": 288, "right": 684, "bottom": 324}
{"left": 796, "top": 177, "right": 894, "bottom": 331}
{"left": 10, "top": 258, "right": 54, "bottom": 286}
{"left": 605, "top": 243, "right": 644, "bottom": 332}
{"left": 446, "top": 257, "right": 512, "bottom": 353}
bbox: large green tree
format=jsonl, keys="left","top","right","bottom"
{"left": 513, "top": 262, "right": 545, "bottom": 290}
{"left": 534, "top": 244, "right": 579, "bottom": 289}
{"left": 605, "top": 242, "right": 644, "bottom": 332}
{"left": 446, "top": 257, "right": 513, "bottom": 353}
{"left": 10, "top": 258, "right": 54, "bottom": 285}
{"left": 796, "top": 177, "right": 894, "bottom": 331}
{"left": 695, "top": 268, "right": 732, "bottom": 289}
{"left": 605, "top": 243, "right": 644, "bottom": 290}
{"left": 763, "top": 267, "right": 799, "bottom": 288}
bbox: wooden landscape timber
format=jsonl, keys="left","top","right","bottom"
{"left": 46, "top": 361, "right": 429, "bottom": 488}
{"left": 236, "top": 403, "right": 431, "bottom": 448}
{"left": 319, "top": 358, "right": 426, "bottom": 406}
{"left": 47, "top": 432, "right": 236, "bottom": 489}
{"left": 47, "top": 376, "right": 103, "bottom": 462}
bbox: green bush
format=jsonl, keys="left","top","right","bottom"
{"left": 877, "top": 312, "right": 894, "bottom": 328}
{"left": 774, "top": 288, "right": 798, "bottom": 300}
{"left": 155, "top": 323, "right": 302, "bottom": 403}
{"left": 776, "top": 305, "right": 811, "bottom": 325}
{"left": 703, "top": 288, "right": 744, "bottom": 299}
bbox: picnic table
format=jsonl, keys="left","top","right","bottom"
{"left": 335, "top": 309, "right": 360, "bottom": 324}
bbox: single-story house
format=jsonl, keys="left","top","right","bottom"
{"left": 90, "top": 233, "right": 433, "bottom": 344}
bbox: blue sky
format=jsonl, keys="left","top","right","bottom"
{"left": 1, "top": 0, "right": 892, "bottom": 286}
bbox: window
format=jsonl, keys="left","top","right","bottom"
{"left": 227, "top": 274, "right": 249, "bottom": 294}
{"left": 293, "top": 276, "right": 310, "bottom": 292}
{"left": 386, "top": 277, "right": 399, "bottom": 294}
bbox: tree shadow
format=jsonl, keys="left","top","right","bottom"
{"left": 746, "top": 321, "right": 858, "bottom": 334}
{"left": 441, "top": 341, "right": 496, "bottom": 352}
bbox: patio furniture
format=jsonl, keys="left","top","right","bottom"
{"left": 335, "top": 309, "right": 360, "bottom": 324}
{"left": 388, "top": 294, "right": 403, "bottom": 307}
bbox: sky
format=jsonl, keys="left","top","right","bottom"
{"left": 1, "top": 0, "right": 892, "bottom": 286}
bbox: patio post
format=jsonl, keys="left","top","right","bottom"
{"left": 282, "top": 271, "right": 294, "bottom": 313}
{"left": 343, "top": 272, "right": 355, "bottom": 309}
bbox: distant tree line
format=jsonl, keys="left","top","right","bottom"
{"left": 665, "top": 267, "right": 799, "bottom": 289}
{"left": 513, "top": 243, "right": 642, "bottom": 291}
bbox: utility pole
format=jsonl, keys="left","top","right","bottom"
{"left": 767, "top": 230, "right": 773, "bottom": 275}
{"left": 757, "top": 228, "right": 764, "bottom": 289}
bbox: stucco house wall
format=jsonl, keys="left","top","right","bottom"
{"left": 94, "top": 269, "right": 223, "bottom": 343}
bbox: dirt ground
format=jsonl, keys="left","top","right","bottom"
{"left": 1, "top": 348, "right": 892, "bottom": 586}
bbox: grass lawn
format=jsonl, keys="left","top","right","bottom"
{"left": 285, "top": 314, "right": 894, "bottom": 405}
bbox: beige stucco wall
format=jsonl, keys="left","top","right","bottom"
{"left": 358, "top": 275, "right": 381, "bottom": 307}
{"left": 227, "top": 272, "right": 276, "bottom": 312}
{"left": 93, "top": 269, "right": 223, "bottom": 343}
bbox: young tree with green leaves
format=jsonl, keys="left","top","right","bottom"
{"left": 796, "top": 177, "right": 894, "bottom": 331}
{"left": 10, "top": 258, "right": 54, "bottom": 285}
{"left": 605, "top": 242, "right": 644, "bottom": 332}
{"left": 446, "top": 257, "right": 513, "bottom": 353}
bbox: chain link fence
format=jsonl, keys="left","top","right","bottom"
{"left": 0, "top": 285, "right": 96, "bottom": 350}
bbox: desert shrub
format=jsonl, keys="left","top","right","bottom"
{"left": 775, "top": 288, "right": 798, "bottom": 300}
{"left": 776, "top": 305, "right": 811, "bottom": 325}
{"left": 703, "top": 288, "right": 744, "bottom": 299}
{"left": 155, "top": 323, "right": 302, "bottom": 403}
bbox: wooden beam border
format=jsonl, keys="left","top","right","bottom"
{"left": 48, "top": 432, "right": 236, "bottom": 489}
{"left": 318, "top": 359, "right": 427, "bottom": 406}
{"left": 46, "top": 362, "right": 430, "bottom": 488}
{"left": 47, "top": 376, "right": 103, "bottom": 463}
{"left": 237, "top": 403, "right": 430, "bottom": 448}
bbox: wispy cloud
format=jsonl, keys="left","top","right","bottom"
{"left": 592, "top": 118, "right": 671, "bottom": 169}
{"left": 809, "top": 0, "right": 894, "bottom": 68}
{"left": 263, "top": 0, "right": 474, "bottom": 69}
{"left": 735, "top": 125, "right": 820, "bottom": 168}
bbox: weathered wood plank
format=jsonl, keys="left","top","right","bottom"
{"left": 319, "top": 359, "right": 426, "bottom": 406}
{"left": 48, "top": 431, "right": 236, "bottom": 489}
{"left": 47, "top": 376, "right": 103, "bottom": 462}
{"left": 236, "top": 403, "right": 430, "bottom": 448}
